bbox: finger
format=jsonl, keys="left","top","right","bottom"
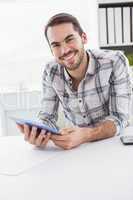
{"left": 35, "top": 129, "right": 47, "bottom": 147}
{"left": 24, "top": 124, "right": 30, "bottom": 141}
{"left": 59, "top": 128, "right": 74, "bottom": 135}
{"left": 41, "top": 132, "right": 51, "bottom": 147}
{"left": 51, "top": 134, "right": 70, "bottom": 141}
{"left": 60, "top": 127, "right": 74, "bottom": 132}
{"left": 17, "top": 124, "right": 24, "bottom": 133}
{"left": 29, "top": 126, "right": 38, "bottom": 144}
{"left": 52, "top": 140, "right": 70, "bottom": 150}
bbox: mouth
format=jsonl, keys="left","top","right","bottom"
{"left": 61, "top": 51, "right": 77, "bottom": 62}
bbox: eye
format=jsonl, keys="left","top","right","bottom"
{"left": 51, "top": 43, "right": 60, "bottom": 48}
{"left": 51, "top": 42, "right": 60, "bottom": 49}
{"left": 66, "top": 37, "right": 74, "bottom": 43}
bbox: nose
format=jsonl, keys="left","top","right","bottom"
{"left": 60, "top": 42, "right": 71, "bottom": 56}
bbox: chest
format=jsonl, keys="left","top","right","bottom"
{"left": 53, "top": 72, "right": 110, "bottom": 109}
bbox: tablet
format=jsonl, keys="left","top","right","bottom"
{"left": 120, "top": 135, "right": 133, "bottom": 145}
{"left": 10, "top": 117, "right": 60, "bottom": 135}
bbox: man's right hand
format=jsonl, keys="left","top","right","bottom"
{"left": 17, "top": 124, "right": 51, "bottom": 148}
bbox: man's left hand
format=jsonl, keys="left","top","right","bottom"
{"left": 50, "top": 127, "right": 91, "bottom": 150}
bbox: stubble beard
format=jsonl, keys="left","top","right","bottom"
{"left": 60, "top": 47, "right": 85, "bottom": 71}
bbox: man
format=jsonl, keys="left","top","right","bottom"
{"left": 17, "top": 13, "right": 131, "bottom": 150}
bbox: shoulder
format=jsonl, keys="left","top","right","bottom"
{"left": 88, "top": 49, "right": 128, "bottom": 73}
{"left": 43, "top": 59, "right": 60, "bottom": 74}
{"left": 42, "top": 59, "right": 63, "bottom": 81}
{"left": 88, "top": 49, "right": 127, "bottom": 64}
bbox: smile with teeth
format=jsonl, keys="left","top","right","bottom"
{"left": 63, "top": 52, "right": 76, "bottom": 61}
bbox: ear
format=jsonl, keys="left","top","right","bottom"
{"left": 81, "top": 32, "right": 87, "bottom": 44}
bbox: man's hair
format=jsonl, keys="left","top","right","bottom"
{"left": 44, "top": 13, "right": 84, "bottom": 43}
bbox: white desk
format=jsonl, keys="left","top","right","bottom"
{"left": 0, "top": 128, "right": 133, "bottom": 200}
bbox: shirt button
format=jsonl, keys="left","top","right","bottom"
{"left": 83, "top": 115, "right": 86, "bottom": 118}
{"left": 79, "top": 99, "right": 82, "bottom": 103}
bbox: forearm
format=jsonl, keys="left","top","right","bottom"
{"left": 85, "top": 120, "right": 116, "bottom": 142}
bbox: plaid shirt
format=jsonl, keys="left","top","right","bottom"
{"left": 38, "top": 49, "right": 131, "bottom": 135}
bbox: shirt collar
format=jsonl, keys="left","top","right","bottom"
{"left": 64, "top": 67, "right": 73, "bottom": 84}
{"left": 86, "top": 50, "right": 95, "bottom": 75}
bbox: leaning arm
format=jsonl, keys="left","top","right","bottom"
{"left": 83, "top": 120, "right": 116, "bottom": 142}
{"left": 101, "top": 51, "right": 131, "bottom": 136}
{"left": 85, "top": 51, "right": 132, "bottom": 141}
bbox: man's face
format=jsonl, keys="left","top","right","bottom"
{"left": 47, "top": 23, "right": 87, "bottom": 71}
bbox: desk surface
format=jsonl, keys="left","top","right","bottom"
{"left": 0, "top": 128, "right": 133, "bottom": 200}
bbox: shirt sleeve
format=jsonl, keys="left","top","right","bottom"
{"left": 104, "top": 51, "right": 132, "bottom": 135}
{"left": 37, "top": 64, "right": 59, "bottom": 130}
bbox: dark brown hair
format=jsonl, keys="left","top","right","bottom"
{"left": 44, "top": 13, "right": 84, "bottom": 43}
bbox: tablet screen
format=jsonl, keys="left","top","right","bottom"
{"left": 10, "top": 117, "right": 60, "bottom": 135}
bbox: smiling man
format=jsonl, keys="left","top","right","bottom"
{"left": 17, "top": 13, "right": 131, "bottom": 150}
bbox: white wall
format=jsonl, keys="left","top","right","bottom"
{"left": 0, "top": 0, "right": 98, "bottom": 91}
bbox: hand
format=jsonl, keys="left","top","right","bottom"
{"left": 50, "top": 127, "right": 90, "bottom": 150}
{"left": 17, "top": 124, "right": 51, "bottom": 148}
